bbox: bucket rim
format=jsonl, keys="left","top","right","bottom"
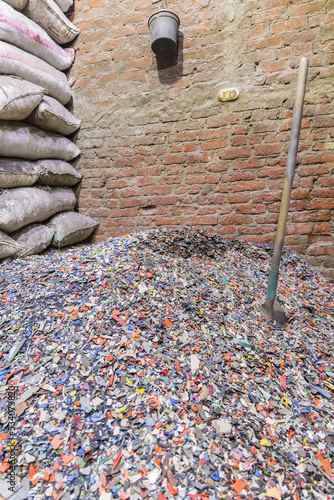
{"left": 148, "top": 9, "right": 180, "bottom": 28}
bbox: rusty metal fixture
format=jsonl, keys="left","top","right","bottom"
{"left": 148, "top": 9, "right": 180, "bottom": 56}
{"left": 264, "top": 57, "right": 309, "bottom": 325}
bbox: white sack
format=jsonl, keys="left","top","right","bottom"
{"left": 0, "top": 187, "right": 76, "bottom": 232}
{"left": 37, "top": 159, "right": 82, "bottom": 186}
{"left": 0, "top": 41, "right": 72, "bottom": 105}
{"left": 53, "top": 0, "right": 73, "bottom": 13}
{"left": 11, "top": 223, "right": 54, "bottom": 256}
{"left": 50, "top": 211, "right": 98, "bottom": 247}
{"left": 27, "top": 96, "right": 81, "bottom": 135}
{"left": 0, "top": 75, "right": 46, "bottom": 121}
{"left": 2, "top": 0, "right": 27, "bottom": 12}
{"left": 0, "top": 159, "right": 41, "bottom": 188}
{"left": 0, "top": 229, "right": 24, "bottom": 258}
{"left": 0, "top": 121, "right": 81, "bottom": 161}
{"left": 0, "top": 2, "right": 75, "bottom": 70}
{"left": 23, "top": 0, "right": 80, "bottom": 45}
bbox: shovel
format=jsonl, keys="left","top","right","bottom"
{"left": 263, "top": 57, "right": 309, "bottom": 325}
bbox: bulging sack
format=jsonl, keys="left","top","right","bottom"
{"left": 23, "top": 0, "right": 80, "bottom": 45}
{"left": 37, "top": 159, "right": 82, "bottom": 186}
{"left": 0, "top": 41, "right": 72, "bottom": 105}
{"left": 11, "top": 223, "right": 54, "bottom": 256}
{"left": 50, "top": 211, "right": 99, "bottom": 247}
{"left": 0, "top": 121, "right": 81, "bottom": 161}
{"left": 0, "top": 2, "right": 75, "bottom": 71}
{"left": 0, "top": 229, "right": 24, "bottom": 259}
{"left": 2, "top": 0, "right": 28, "bottom": 12}
{"left": 0, "top": 75, "right": 46, "bottom": 121}
{"left": 0, "top": 159, "right": 41, "bottom": 188}
{"left": 0, "top": 187, "right": 76, "bottom": 232}
{"left": 27, "top": 96, "right": 81, "bottom": 135}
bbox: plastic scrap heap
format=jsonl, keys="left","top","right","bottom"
{"left": 0, "top": 227, "right": 333, "bottom": 499}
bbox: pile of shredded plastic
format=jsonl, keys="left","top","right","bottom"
{"left": 0, "top": 227, "right": 333, "bottom": 500}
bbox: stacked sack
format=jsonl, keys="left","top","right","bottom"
{"left": 0, "top": 0, "right": 99, "bottom": 260}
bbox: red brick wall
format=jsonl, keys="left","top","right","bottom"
{"left": 71, "top": 0, "right": 334, "bottom": 278}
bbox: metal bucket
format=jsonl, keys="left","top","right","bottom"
{"left": 148, "top": 9, "right": 180, "bottom": 57}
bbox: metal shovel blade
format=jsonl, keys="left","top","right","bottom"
{"left": 262, "top": 299, "right": 288, "bottom": 326}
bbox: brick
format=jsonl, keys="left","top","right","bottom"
{"left": 186, "top": 165, "right": 206, "bottom": 175}
{"left": 233, "top": 159, "right": 263, "bottom": 170}
{"left": 155, "top": 217, "right": 184, "bottom": 226}
{"left": 137, "top": 166, "right": 162, "bottom": 176}
{"left": 293, "top": 210, "right": 331, "bottom": 222}
{"left": 308, "top": 235, "right": 334, "bottom": 245}
{"left": 121, "top": 219, "right": 136, "bottom": 227}
{"left": 170, "top": 132, "right": 197, "bottom": 142}
{"left": 202, "top": 139, "right": 228, "bottom": 150}
{"left": 221, "top": 214, "right": 253, "bottom": 225}
{"left": 142, "top": 186, "right": 173, "bottom": 196}
{"left": 253, "top": 191, "right": 282, "bottom": 203}
{"left": 173, "top": 206, "right": 196, "bottom": 216}
{"left": 291, "top": 188, "right": 310, "bottom": 199}
{"left": 231, "top": 136, "right": 248, "bottom": 147}
{"left": 320, "top": 268, "right": 334, "bottom": 279}
{"left": 322, "top": 257, "right": 334, "bottom": 268}
{"left": 119, "top": 188, "right": 138, "bottom": 198}
{"left": 283, "top": 235, "right": 302, "bottom": 245}
{"left": 318, "top": 176, "right": 334, "bottom": 187}
{"left": 160, "top": 175, "right": 183, "bottom": 184}
{"left": 149, "top": 196, "right": 178, "bottom": 206}
{"left": 313, "top": 222, "right": 332, "bottom": 233}
{"left": 188, "top": 174, "right": 220, "bottom": 184}
{"left": 219, "top": 148, "right": 251, "bottom": 160}
{"left": 313, "top": 116, "right": 334, "bottom": 128}
{"left": 137, "top": 177, "right": 155, "bottom": 187}
{"left": 258, "top": 167, "right": 285, "bottom": 179}
{"left": 106, "top": 179, "right": 132, "bottom": 189}
{"left": 231, "top": 181, "right": 266, "bottom": 192}
{"left": 187, "top": 152, "right": 212, "bottom": 163}
{"left": 183, "top": 143, "right": 197, "bottom": 152}
{"left": 262, "top": 59, "right": 290, "bottom": 73}
{"left": 285, "top": 223, "right": 314, "bottom": 235}
{"left": 197, "top": 207, "right": 216, "bottom": 215}
{"left": 256, "top": 213, "right": 279, "bottom": 224}
{"left": 310, "top": 198, "right": 334, "bottom": 209}
{"left": 285, "top": 27, "right": 320, "bottom": 45}
{"left": 253, "top": 6, "right": 284, "bottom": 22}
{"left": 310, "top": 245, "right": 334, "bottom": 256}
{"left": 311, "top": 187, "right": 334, "bottom": 198}
{"left": 254, "top": 144, "right": 281, "bottom": 156}
{"left": 198, "top": 129, "right": 229, "bottom": 140}
{"left": 231, "top": 125, "right": 250, "bottom": 135}
{"left": 120, "top": 198, "right": 143, "bottom": 208}
{"left": 218, "top": 226, "right": 237, "bottom": 235}
{"left": 235, "top": 204, "right": 266, "bottom": 214}
{"left": 110, "top": 208, "right": 138, "bottom": 218}
{"left": 104, "top": 219, "right": 121, "bottom": 228}
{"left": 248, "top": 34, "right": 282, "bottom": 51}
{"left": 252, "top": 122, "right": 277, "bottom": 133}
{"left": 298, "top": 165, "right": 329, "bottom": 176}
{"left": 184, "top": 215, "right": 219, "bottom": 225}
{"left": 228, "top": 193, "right": 251, "bottom": 203}
{"left": 228, "top": 171, "right": 256, "bottom": 182}
{"left": 241, "top": 224, "right": 276, "bottom": 235}
{"left": 271, "top": 18, "right": 306, "bottom": 34}
{"left": 241, "top": 23, "right": 266, "bottom": 38}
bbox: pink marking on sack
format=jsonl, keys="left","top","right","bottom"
{"left": 0, "top": 45, "right": 67, "bottom": 80}
{"left": 0, "top": 14, "right": 73, "bottom": 60}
